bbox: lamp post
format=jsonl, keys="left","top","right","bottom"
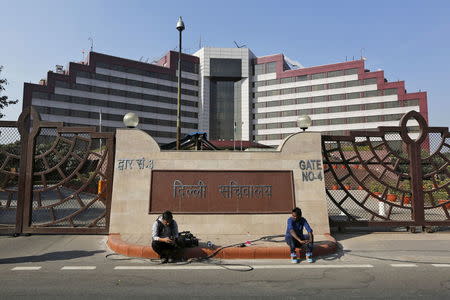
{"left": 297, "top": 115, "right": 312, "bottom": 132}
{"left": 176, "top": 16, "right": 185, "bottom": 150}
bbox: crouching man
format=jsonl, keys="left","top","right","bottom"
{"left": 151, "top": 210, "right": 179, "bottom": 263}
{"left": 285, "top": 207, "right": 314, "bottom": 263}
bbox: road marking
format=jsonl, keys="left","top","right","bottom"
{"left": 390, "top": 264, "right": 417, "bottom": 267}
{"left": 114, "top": 264, "right": 374, "bottom": 270}
{"left": 61, "top": 266, "right": 96, "bottom": 270}
{"left": 431, "top": 264, "right": 450, "bottom": 267}
{"left": 11, "top": 266, "right": 42, "bottom": 271}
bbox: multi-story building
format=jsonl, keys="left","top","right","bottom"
{"left": 23, "top": 47, "right": 428, "bottom": 146}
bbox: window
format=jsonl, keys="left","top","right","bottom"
{"left": 311, "top": 72, "right": 326, "bottom": 80}
{"left": 365, "top": 103, "right": 381, "bottom": 110}
{"left": 296, "top": 75, "right": 308, "bottom": 81}
{"left": 282, "top": 110, "right": 296, "bottom": 117}
{"left": 267, "top": 111, "right": 281, "bottom": 118}
{"left": 254, "top": 64, "right": 265, "bottom": 75}
{"left": 329, "top": 106, "right": 344, "bottom": 113}
{"left": 280, "top": 77, "right": 294, "bottom": 84}
{"left": 365, "top": 90, "right": 380, "bottom": 98}
{"left": 328, "top": 70, "right": 344, "bottom": 77}
{"left": 314, "top": 107, "right": 327, "bottom": 114}
{"left": 255, "top": 124, "right": 266, "bottom": 130}
{"left": 364, "top": 78, "right": 377, "bottom": 85}
{"left": 346, "top": 80, "right": 361, "bottom": 87}
{"left": 266, "top": 79, "right": 280, "bottom": 86}
{"left": 347, "top": 104, "right": 361, "bottom": 111}
{"left": 345, "top": 68, "right": 359, "bottom": 75}
{"left": 267, "top": 123, "right": 279, "bottom": 129}
{"left": 297, "top": 97, "right": 309, "bottom": 104}
{"left": 311, "top": 84, "right": 326, "bottom": 91}
{"left": 384, "top": 88, "right": 398, "bottom": 95}
{"left": 404, "top": 99, "right": 419, "bottom": 106}
{"left": 266, "top": 90, "right": 280, "bottom": 96}
{"left": 282, "top": 99, "right": 296, "bottom": 105}
{"left": 346, "top": 92, "right": 360, "bottom": 99}
{"left": 383, "top": 101, "right": 398, "bottom": 108}
{"left": 255, "top": 102, "right": 266, "bottom": 108}
{"left": 297, "top": 86, "right": 310, "bottom": 93}
{"left": 267, "top": 101, "right": 280, "bottom": 107}
{"left": 256, "top": 91, "right": 266, "bottom": 98}
{"left": 313, "top": 119, "right": 328, "bottom": 126}
{"left": 329, "top": 94, "right": 345, "bottom": 101}
{"left": 330, "top": 118, "right": 345, "bottom": 125}
{"left": 367, "top": 115, "right": 381, "bottom": 122}
{"left": 312, "top": 96, "right": 327, "bottom": 103}
{"left": 255, "top": 81, "right": 266, "bottom": 87}
{"left": 282, "top": 121, "right": 297, "bottom": 128}
{"left": 328, "top": 82, "right": 345, "bottom": 89}
{"left": 281, "top": 88, "right": 295, "bottom": 95}
{"left": 349, "top": 116, "right": 365, "bottom": 124}
{"left": 266, "top": 62, "right": 277, "bottom": 73}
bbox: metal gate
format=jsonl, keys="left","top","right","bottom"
{"left": 323, "top": 111, "right": 449, "bottom": 228}
{"left": 0, "top": 107, "right": 114, "bottom": 234}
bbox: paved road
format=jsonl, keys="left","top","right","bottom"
{"left": 0, "top": 232, "right": 449, "bottom": 299}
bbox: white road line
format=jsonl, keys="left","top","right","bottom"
{"left": 431, "top": 264, "right": 450, "bottom": 267}
{"left": 390, "top": 264, "right": 417, "bottom": 267}
{"left": 114, "top": 264, "right": 374, "bottom": 270}
{"left": 61, "top": 266, "right": 96, "bottom": 270}
{"left": 11, "top": 266, "right": 42, "bottom": 271}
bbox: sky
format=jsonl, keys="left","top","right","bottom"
{"left": 0, "top": 0, "right": 449, "bottom": 126}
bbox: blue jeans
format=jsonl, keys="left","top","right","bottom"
{"left": 285, "top": 234, "right": 313, "bottom": 257}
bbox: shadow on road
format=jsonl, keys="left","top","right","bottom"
{"left": 0, "top": 250, "right": 105, "bottom": 264}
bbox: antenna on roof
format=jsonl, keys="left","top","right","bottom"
{"left": 198, "top": 35, "right": 202, "bottom": 50}
{"left": 234, "top": 41, "right": 246, "bottom": 48}
{"left": 88, "top": 37, "right": 94, "bottom": 52}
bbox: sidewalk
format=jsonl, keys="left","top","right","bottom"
{"left": 107, "top": 233, "right": 338, "bottom": 259}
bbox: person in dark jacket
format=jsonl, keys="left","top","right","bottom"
{"left": 151, "top": 210, "right": 179, "bottom": 263}
{"left": 285, "top": 207, "right": 314, "bottom": 263}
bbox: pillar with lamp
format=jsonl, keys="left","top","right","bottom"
{"left": 176, "top": 16, "right": 185, "bottom": 150}
{"left": 297, "top": 115, "right": 312, "bottom": 132}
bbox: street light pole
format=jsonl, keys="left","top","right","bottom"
{"left": 176, "top": 16, "right": 185, "bottom": 150}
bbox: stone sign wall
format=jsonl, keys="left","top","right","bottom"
{"left": 110, "top": 129, "right": 330, "bottom": 238}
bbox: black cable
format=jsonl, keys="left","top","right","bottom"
{"left": 105, "top": 234, "right": 284, "bottom": 271}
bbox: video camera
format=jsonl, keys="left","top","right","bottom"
{"left": 175, "top": 231, "right": 199, "bottom": 248}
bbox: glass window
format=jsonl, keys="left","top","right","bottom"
{"left": 328, "top": 70, "right": 345, "bottom": 77}
{"left": 254, "top": 64, "right": 265, "bottom": 75}
{"left": 349, "top": 116, "right": 365, "bottom": 124}
{"left": 266, "top": 62, "right": 277, "bottom": 73}
{"left": 281, "top": 88, "right": 295, "bottom": 95}
{"left": 266, "top": 79, "right": 280, "bottom": 86}
{"left": 364, "top": 78, "right": 377, "bottom": 85}
{"left": 383, "top": 101, "right": 398, "bottom": 108}
{"left": 404, "top": 99, "right": 419, "bottom": 106}
{"left": 347, "top": 104, "right": 361, "bottom": 111}
{"left": 366, "top": 115, "right": 381, "bottom": 122}
{"left": 267, "top": 101, "right": 280, "bottom": 107}
{"left": 329, "top": 94, "right": 345, "bottom": 101}
{"left": 268, "top": 134, "right": 282, "bottom": 140}
{"left": 282, "top": 121, "right": 297, "bottom": 128}
{"left": 266, "top": 90, "right": 280, "bottom": 96}
{"left": 256, "top": 91, "right": 266, "bottom": 97}
{"left": 365, "top": 103, "right": 381, "bottom": 110}
{"left": 282, "top": 99, "right": 296, "bottom": 105}
{"left": 267, "top": 123, "right": 279, "bottom": 129}
{"left": 329, "top": 106, "right": 344, "bottom": 113}
{"left": 311, "top": 72, "right": 326, "bottom": 80}
{"left": 314, "top": 107, "right": 327, "bottom": 114}
{"left": 282, "top": 110, "right": 296, "bottom": 117}
{"left": 346, "top": 92, "right": 360, "bottom": 99}
{"left": 365, "top": 90, "right": 380, "bottom": 97}
{"left": 297, "top": 97, "right": 309, "bottom": 104}
{"left": 267, "top": 111, "right": 280, "bottom": 118}
{"left": 384, "top": 88, "right": 398, "bottom": 95}
{"left": 296, "top": 75, "right": 308, "bottom": 81}
{"left": 255, "top": 81, "right": 266, "bottom": 87}
{"left": 346, "top": 80, "right": 361, "bottom": 87}
{"left": 330, "top": 118, "right": 345, "bottom": 125}
{"left": 297, "top": 86, "right": 310, "bottom": 93}
{"left": 345, "top": 68, "right": 359, "bottom": 75}
{"left": 313, "top": 119, "right": 328, "bottom": 126}
{"left": 311, "top": 84, "right": 326, "bottom": 91}
{"left": 312, "top": 96, "right": 327, "bottom": 103}
{"left": 280, "top": 77, "right": 294, "bottom": 84}
{"left": 328, "top": 82, "right": 345, "bottom": 89}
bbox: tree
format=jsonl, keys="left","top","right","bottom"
{"left": 0, "top": 66, "right": 19, "bottom": 119}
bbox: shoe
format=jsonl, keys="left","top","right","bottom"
{"left": 161, "top": 258, "right": 168, "bottom": 264}
{"left": 168, "top": 258, "right": 175, "bottom": 263}
{"left": 306, "top": 256, "right": 314, "bottom": 263}
{"left": 290, "top": 252, "right": 298, "bottom": 264}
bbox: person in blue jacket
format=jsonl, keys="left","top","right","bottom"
{"left": 285, "top": 207, "right": 314, "bottom": 263}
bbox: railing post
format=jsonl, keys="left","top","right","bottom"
{"left": 408, "top": 143, "right": 424, "bottom": 226}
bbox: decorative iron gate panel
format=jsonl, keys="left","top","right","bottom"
{"left": 323, "top": 111, "right": 449, "bottom": 228}
{"left": 0, "top": 107, "right": 115, "bottom": 234}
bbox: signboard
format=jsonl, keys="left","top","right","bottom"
{"left": 149, "top": 170, "right": 295, "bottom": 213}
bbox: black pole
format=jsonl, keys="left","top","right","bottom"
{"left": 176, "top": 29, "right": 182, "bottom": 150}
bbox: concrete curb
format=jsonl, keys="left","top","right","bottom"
{"left": 107, "top": 233, "right": 338, "bottom": 259}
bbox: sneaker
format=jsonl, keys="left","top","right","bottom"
{"left": 161, "top": 258, "right": 169, "bottom": 264}
{"left": 306, "top": 256, "right": 314, "bottom": 263}
{"left": 290, "top": 252, "right": 298, "bottom": 264}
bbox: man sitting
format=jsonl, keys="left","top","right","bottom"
{"left": 285, "top": 207, "right": 314, "bottom": 263}
{"left": 151, "top": 210, "right": 179, "bottom": 263}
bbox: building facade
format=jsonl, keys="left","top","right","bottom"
{"left": 23, "top": 47, "right": 428, "bottom": 146}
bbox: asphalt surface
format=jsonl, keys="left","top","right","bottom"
{"left": 0, "top": 232, "right": 449, "bottom": 299}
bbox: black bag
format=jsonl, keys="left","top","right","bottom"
{"left": 175, "top": 231, "right": 199, "bottom": 248}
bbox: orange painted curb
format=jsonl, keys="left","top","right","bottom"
{"left": 107, "top": 233, "right": 338, "bottom": 260}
